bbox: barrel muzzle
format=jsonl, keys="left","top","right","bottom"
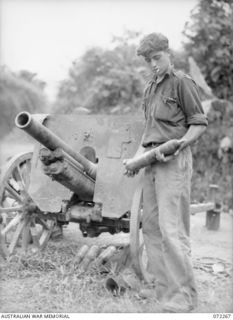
{"left": 15, "top": 111, "right": 32, "bottom": 128}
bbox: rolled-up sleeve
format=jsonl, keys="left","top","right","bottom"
{"left": 178, "top": 76, "right": 208, "bottom": 126}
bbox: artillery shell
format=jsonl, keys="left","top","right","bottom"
{"left": 105, "top": 277, "right": 126, "bottom": 296}
{"left": 79, "top": 245, "right": 100, "bottom": 270}
{"left": 85, "top": 245, "right": 100, "bottom": 259}
{"left": 95, "top": 245, "right": 117, "bottom": 266}
{"left": 75, "top": 244, "right": 89, "bottom": 265}
{"left": 125, "top": 139, "right": 180, "bottom": 171}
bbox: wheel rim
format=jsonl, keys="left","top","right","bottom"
{"left": 0, "top": 152, "right": 55, "bottom": 258}
{"left": 130, "top": 177, "right": 151, "bottom": 283}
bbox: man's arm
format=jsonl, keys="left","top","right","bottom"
{"left": 175, "top": 124, "right": 207, "bottom": 153}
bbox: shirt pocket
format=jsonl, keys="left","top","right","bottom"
{"left": 154, "top": 94, "right": 182, "bottom": 123}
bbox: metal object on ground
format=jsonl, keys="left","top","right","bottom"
{"left": 75, "top": 244, "right": 89, "bottom": 265}
{"left": 105, "top": 277, "right": 126, "bottom": 296}
{"left": 206, "top": 184, "right": 221, "bottom": 230}
{"left": 190, "top": 202, "right": 215, "bottom": 215}
{"left": 206, "top": 209, "right": 221, "bottom": 230}
{"left": 79, "top": 245, "right": 100, "bottom": 271}
{"left": 95, "top": 245, "right": 117, "bottom": 266}
{"left": 105, "top": 269, "right": 140, "bottom": 295}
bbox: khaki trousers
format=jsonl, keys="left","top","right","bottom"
{"left": 142, "top": 146, "right": 197, "bottom": 307}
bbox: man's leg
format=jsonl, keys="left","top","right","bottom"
{"left": 142, "top": 164, "right": 168, "bottom": 298}
{"left": 155, "top": 147, "right": 197, "bottom": 311}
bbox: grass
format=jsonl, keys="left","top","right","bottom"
{"left": 0, "top": 241, "right": 160, "bottom": 313}
{"left": 0, "top": 215, "right": 232, "bottom": 313}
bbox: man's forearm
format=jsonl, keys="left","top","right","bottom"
{"left": 179, "top": 125, "right": 207, "bottom": 148}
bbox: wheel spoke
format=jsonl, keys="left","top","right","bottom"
{"left": 30, "top": 225, "right": 40, "bottom": 248}
{"left": 0, "top": 227, "right": 8, "bottom": 259}
{"left": 5, "top": 184, "right": 23, "bottom": 203}
{"left": 22, "top": 220, "right": 31, "bottom": 253}
{"left": 1, "top": 214, "right": 22, "bottom": 236}
{"left": 13, "top": 165, "right": 25, "bottom": 188}
{"left": 8, "top": 219, "right": 27, "bottom": 255}
{"left": 36, "top": 217, "right": 50, "bottom": 230}
{"left": 2, "top": 196, "right": 18, "bottom": 208}
{"left": 39, "top": 220, "right": 55, "bottom": 249}
{"left": 0, "top": 205, "right": 24, "bottom": 213}
{"left": 1, "top": 212, "right": 7, "bottom": 226}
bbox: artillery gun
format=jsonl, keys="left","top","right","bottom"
{"left": 0, "top": 111, "right": 151, "bottom": 280}
{"left": 0, "top": 111, "right": 217, "bottom": 281}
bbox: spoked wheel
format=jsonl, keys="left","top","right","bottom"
{"left": 130, "top": 179, "right": 152, "bottom": 283}
{"left": 0, "top": 152, "right": 55, "bottom": 259}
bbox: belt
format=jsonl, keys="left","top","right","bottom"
{"left": 143, "top": 142, "right": 161, "bottom": 148}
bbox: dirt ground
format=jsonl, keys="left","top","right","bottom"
{"left": 0, "top": 211, "right": 232, "bottom": 314}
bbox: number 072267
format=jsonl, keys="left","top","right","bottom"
{"left": 213, "top": 314, "right": 232, "bottom": 319}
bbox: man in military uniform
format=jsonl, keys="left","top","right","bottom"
{"left": 125, "top": 33, "right": 208, "bottom": 312}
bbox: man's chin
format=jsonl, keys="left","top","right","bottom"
{"left": 152, "top": 70, "right": 160, "bottom": 77}
{"left": 157, "top": 70, "right": 167, "bottom": 78}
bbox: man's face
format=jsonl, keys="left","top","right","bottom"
{"left": 145, "top": 50, "right": 171, "bottom": 77}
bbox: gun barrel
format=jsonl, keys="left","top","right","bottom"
{"left": 15, "top": 111, "right": 97, "bottom": 180}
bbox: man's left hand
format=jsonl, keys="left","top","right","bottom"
{"left": 154, "top": 147, "right": 176, "bottom": 162}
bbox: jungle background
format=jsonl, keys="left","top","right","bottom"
{"left": 0, "top": 0, "right": 233, "bottom": 207}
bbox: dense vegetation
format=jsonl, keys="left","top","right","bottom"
{"left": 183, "top": 0, "right": 233, "bottom": 208}
{"left": 0, "top": 67, "right": 47, "bottom": 139}
{"left": 53, "top": 31, "right": 147, "bottom": 115}
{"left": 184, "top": 0, "right": 233, "bottom": 101}
{"left": 191, "top": 99, "right": 233, "bottom": 208}
{"left": 52, "top": 31, "right": 190, "bottom": 115}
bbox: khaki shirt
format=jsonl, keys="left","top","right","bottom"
{"left": 142, "top": 67, "right": 208, "bottom": 147}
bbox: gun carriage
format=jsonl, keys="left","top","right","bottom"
{"left": 0, "top": 111, "right": 217, "bottom": 281}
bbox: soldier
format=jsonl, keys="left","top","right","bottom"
{"left": 124, "top": 33, "right": 208, "bottom": 312}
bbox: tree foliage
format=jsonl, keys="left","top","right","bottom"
{"left": 53, "top": 31, "right": 148, "bottom": 114}
{"left": 183, "top": 0, "right": 233, "bottom": 101}
{"left": 53, "top": 30, "right": 190, "bottom": 114}
{"left": 0, "top": 66, "right": 47, "bottom": 138}
{"left": 17, "top": 70, "right": 47, "bottom": 91}
{"left": 191, "top": 99, "right": 233, "bottom": 208}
